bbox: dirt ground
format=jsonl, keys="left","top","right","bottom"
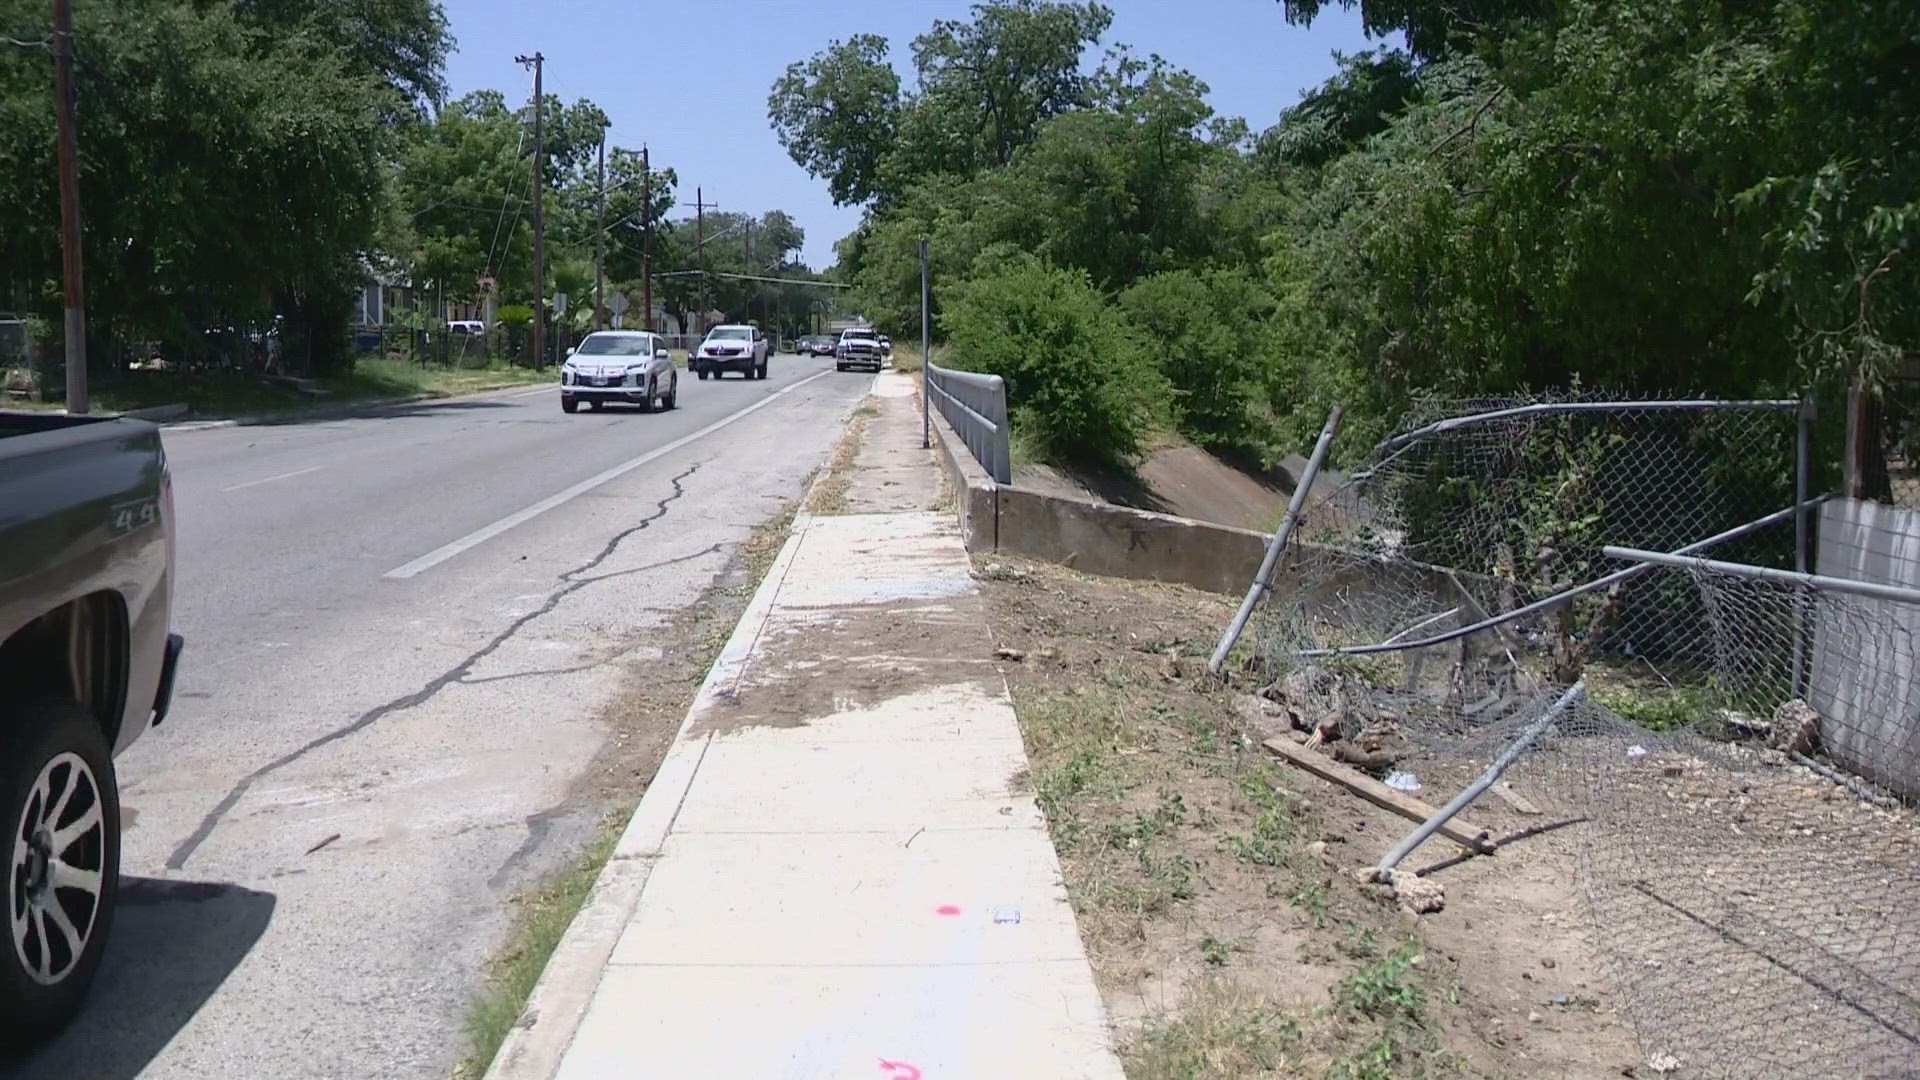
{"left": 974, "top": 556, "right": 1646, "bottom": 1079}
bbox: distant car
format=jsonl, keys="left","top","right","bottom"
{"left": 560, "top": 330, "right": 678, "bottom": 413}
{"left": 447, "top": 320, "right": 485, "bottom": 336}
{"left": 836, "top": 328, "right": 884, "bottom": 373}
{"left": 691, "top": 325, "right": 769, "bottom": 380}
{"left": 801, "top": 335, "right": 837, "bottom": 357}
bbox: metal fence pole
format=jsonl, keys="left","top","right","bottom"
{"left": 1374, "top": 682, "right": 1586, "bottom": 879}
{"left": 1794, "top": 399, "right": 1815, "bottom": 694}
{"left": 1208, "top": 406, "right": 1343, "bottom": 676}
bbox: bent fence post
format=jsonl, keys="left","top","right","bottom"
{"left": 1208, "top": 405, "right": 1343, "bottom": 676}
{"left": 1373, "top": 681, "right": 1586, "bottom": 880}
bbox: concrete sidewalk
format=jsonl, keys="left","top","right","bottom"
{"left": 489, "top": 373, "right": 1125, "bottom": 1079}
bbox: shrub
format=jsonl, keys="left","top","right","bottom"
{"left": 940, "top": 256, "right": 1165, "bottom": 466}
{"left": 1120, "top": 268, "right": 1277, "bottom": 458}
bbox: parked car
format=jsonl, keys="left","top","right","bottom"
{"left": 690, "top": 325, "right": 769, "bottom": 380}
{"left": 1, "top": 409, "right": 183, "bottom": 1046}
{"left": 800, "top": 335, "right": 837, "bottom": 358}
{"left": 835, "top": 327, "right": 885, "bottom": 373}
{"left": 560, "top": 330, "right": 678, "bottom": 413}
{"left": 447, "top": 320, "right": 485, "bottom": 337}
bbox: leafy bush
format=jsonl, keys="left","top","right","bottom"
{"left": 940, "top": 256, "right": 1166, "bottom": 466}
{"left": 1120, "top": 268, "right": 1276, "bottom": 458}
{"left": 495, "top": 304, "right": 534, "bottom": 328}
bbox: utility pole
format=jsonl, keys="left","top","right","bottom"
{"left": 516, "top": 51, "right": 545, "bottom": 368}
{"left": 698, "top": 191, "right": 708, "bottom": 331}
{"left": 593, "top": 133, "right": 605, "bottom": 331}
{"left": 641, "top": 145, "right": 653, "bottom": 333}
{"left": 744, "top": 220, "right": 752, "bottom": 327}
{"left": 53, "top": 0, "right": 87, "bottom": 413}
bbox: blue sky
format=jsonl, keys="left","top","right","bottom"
{"left": 439, "top": 1, "right": 1389, "bottom": 269}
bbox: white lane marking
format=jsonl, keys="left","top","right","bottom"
{"left": 504, "top": 384, "right": 556, "bottom": 399}
{"left": 222, "top": 466, "right": 325, "bottom": 493}
{"left": 384, "top": 369, "right": 838, "bottom": 580}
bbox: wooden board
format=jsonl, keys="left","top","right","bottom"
{"left": 1264, "top": 738, "right": 1495, "bottom": 853}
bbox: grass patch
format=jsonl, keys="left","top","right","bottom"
{"left": 1327, "top": 940, "right": 1456, "bottom": 1080}
{"left": 13, "top": 355, "right": 548, "bottom": 419}
{"left": 1590, "top": 681, "right": 1715, "bottom": 731}
{"left": 1126, "top": 981, "right": 1303, "bottom": 1079}
{"left": 456, "top": 817, "right": 622, "bottom": 1078}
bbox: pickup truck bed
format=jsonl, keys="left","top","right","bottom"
{"left": 1, "top": 408, "right": 181, "bottom": 1046}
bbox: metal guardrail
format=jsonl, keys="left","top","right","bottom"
{"left": 925, "top": 361, "right": 1011, "bottom": 484}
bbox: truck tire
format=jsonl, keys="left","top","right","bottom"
{"left": 1, "top": 695, "right": 120, "bottom": 1048}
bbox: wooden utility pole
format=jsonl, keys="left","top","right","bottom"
{"left": 516, "top": 51, "right": 545, "bottom": 368}
{"left": 640, "top": 145, "right": 652, "bottom": 333}
{"left": 593, "top": 134, "right": 605, "bottom": 331}
{"left": 695, "top": 186, "right": 706, "bottom": 337}
{"left": 53, "top": 0, "right": 88, "bottom": 413}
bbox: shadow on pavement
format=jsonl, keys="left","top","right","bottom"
{"left": 0, "top": 877, "right": 276, "bottom": 1079}
{"left": 205, "top": 395, "right": 533, "bottom": 427}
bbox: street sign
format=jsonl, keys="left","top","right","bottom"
{"left": 606, "top": 291, "right": 630, "bottom": 315}
{"left": 611, "top": 312, "right": 624, "bottom": 328}
{"left": 552, "top": 291, "right": 569, "bottom": 316}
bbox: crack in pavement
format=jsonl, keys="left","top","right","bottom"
{"left": 165, "top": 463, "right": 708, "bottom": 871}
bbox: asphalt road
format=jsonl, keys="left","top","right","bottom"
{"left": 5, "top": 354, "right": 869, "bottom": 1079}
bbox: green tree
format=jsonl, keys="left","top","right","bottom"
{"left": 768, "top": 34, "right": 901, "bottom": 206}
{"left": 769, "top": 1, "right": 1113, "bottom": 208}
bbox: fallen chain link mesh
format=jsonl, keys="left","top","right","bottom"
{"left": 1250, "top": 396, "right": 1920, "bottom": 1079}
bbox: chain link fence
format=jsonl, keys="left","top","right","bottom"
{"left": 1247, "top": 394, "right": 1920, "bottom": 1079}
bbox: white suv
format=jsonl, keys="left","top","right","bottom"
{"left": 691, "top": 325, "right": 769, "bottom": 380}
{"left": 835, "top": 328, "right": 884, "bottom": 373}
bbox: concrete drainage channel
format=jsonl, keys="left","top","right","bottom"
{"left": 926, "top": 405, "right": 1273, "bottom": 596}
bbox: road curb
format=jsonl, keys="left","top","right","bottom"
{"left": 480, "top": 509, "right": 817, "bottom": 1080}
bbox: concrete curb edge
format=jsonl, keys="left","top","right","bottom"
{"left": 478, "top": 494, "right": 819, "bottom": 1080}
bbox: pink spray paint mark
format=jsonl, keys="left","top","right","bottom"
{"left": 879, "top": 1060, "right": 923, "bottom": 1080}
{"left": 935, "top": 904, "right": 962, "bottom": 917}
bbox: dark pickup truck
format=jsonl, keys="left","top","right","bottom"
{"left": 0, "top": 410, "right": 182, "bottom": 1046}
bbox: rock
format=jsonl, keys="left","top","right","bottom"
{"left": 1287, "top": 730, "right": 1310, "bottom": 745}
{"left": 1234, "top": 694, "right": 1292, "bottom": 740}
{"left": 1772, "top": 699, "right": 1820, "bottom": 756}
{"left": 1719, "top": 708, "right": 1771, "bottom": 740}
{"left": 994, "top": 647, "right": 1026, "bottom": 662}
{"left": 1159, "top": 653, "right": 1185, "bottom": 681}
{"left": 1385, "top": 869, "right": 1445, "bottom": 914}
{"left": 1527, "top": 1010, "right": 1543, "bottom": 1024}
{"left": 1307, "top": 841, "right": 1330, "bottom": 859}
{"left": 1646, "top": 1051, "right": 1683, "bottom": 1074}
{"left": 1541, "top": 957, "right": 1556, "bottom": 970}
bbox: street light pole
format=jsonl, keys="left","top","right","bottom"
{"left": 920, "top": 237, "right": 931, "bottom": 449}
{"left": 52, "top": 0, "right": 88, "bottom": 413}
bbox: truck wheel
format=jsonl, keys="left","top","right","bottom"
{"left": 1, "top": 695, "right": 119, "bottom": 1048}
{"left": 662, "top": 375, "right": 677, "bottom": 410}
{"left": 561, "top": 397, "right": 578, "bottom": 414}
